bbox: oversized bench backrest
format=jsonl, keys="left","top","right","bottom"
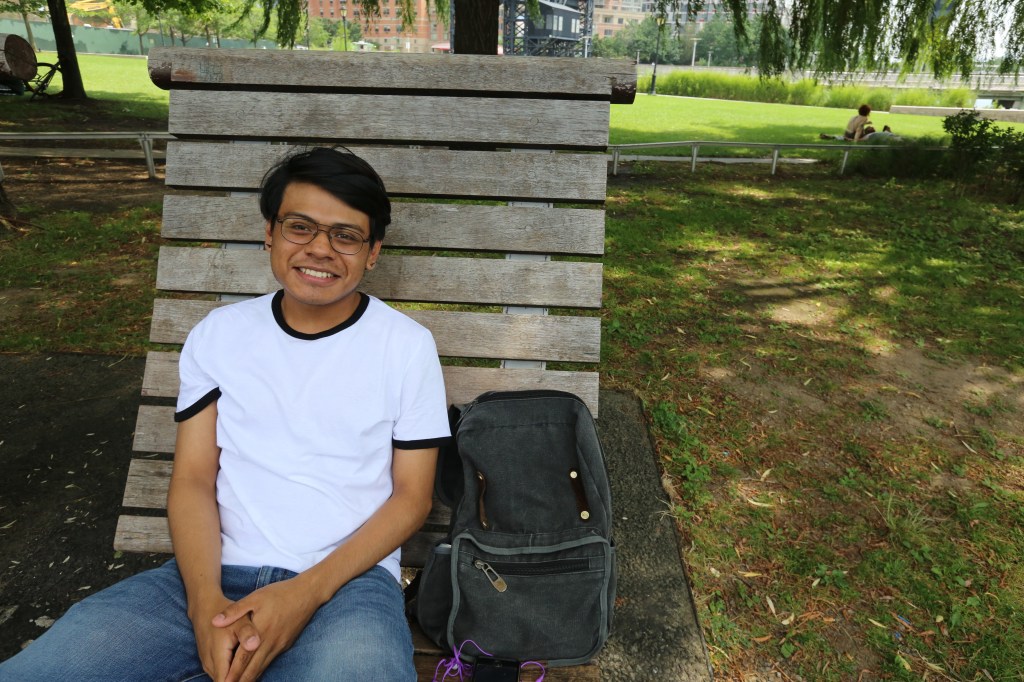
{"left": 114, "top": 48, "right": 635, "bottom": 565}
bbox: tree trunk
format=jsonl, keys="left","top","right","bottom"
{"left": 46, "top": 0, "right": 87, "bottom": 99}
{"left": 21, "top": 11, "right": 38, "bottom": 52}
{"left": 452, "top": 0, "right": 499, "bottom": 55}
{"left": 0, "top": 162, "right": 16, "bottom": 233}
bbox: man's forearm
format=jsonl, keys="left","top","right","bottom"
{"left": 168, "top": 475, "right": 226, "bottom": 616}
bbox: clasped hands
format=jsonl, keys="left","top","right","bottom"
{"left": 195, "top": 580, "right": 319, "bottom": 682}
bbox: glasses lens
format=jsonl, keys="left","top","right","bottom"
{"left": 329, "top": 229, "right": 366, "bottom": 255}
{"left": 280, "top": 218, "right": 316, "bottom": 244}
{"left": 279, "top": 219, "right": 366, "bottom": 255}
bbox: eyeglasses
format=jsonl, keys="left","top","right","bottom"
{"left": 276, "top": 217, "right": 371, "bottom": 255}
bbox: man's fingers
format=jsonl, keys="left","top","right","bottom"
{"left": 239, "top": 646, "right": 274, "bottom": 682}
{"left": 212, "top": 601, "right": 251, "bottom": 628}
{"left": 237, "top": 619, "right": 261, "bottom": 652}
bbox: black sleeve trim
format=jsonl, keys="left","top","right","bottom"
{"left": 392, "top": 436, "right": 451, "bottom": 451}
{"left": 174, "top": 387, "right": 221, "bottom": 423}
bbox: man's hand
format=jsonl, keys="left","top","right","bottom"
{"left": 191, "top": 596, "right": 262, "bottom": 682}
{"left": 213, "top": 579, "right": 321, "bottom": 682}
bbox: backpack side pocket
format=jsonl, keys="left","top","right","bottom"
{"left": 415, "top": 542, "right": 453, "bottom": 650}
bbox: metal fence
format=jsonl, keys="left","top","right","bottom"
{"left": 608, "top": 140, "right": 949, "bottom": 176}
{"left": 0, "top": 131, "right": 173, "bottom": 179}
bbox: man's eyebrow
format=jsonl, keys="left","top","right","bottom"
{"left": 283, "top": 212, "right": 365, "bottom": 233}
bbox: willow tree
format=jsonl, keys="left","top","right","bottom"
{"left": 658, "top": 0, "right": 1024, "bottom": 79}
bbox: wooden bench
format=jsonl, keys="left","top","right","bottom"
{"left": 114, "top": 47, "right": 635, "bottom": 681}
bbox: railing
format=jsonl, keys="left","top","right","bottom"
{"left": 608, "top": 140, "right": 949, "bottom": 176}
{"left": 0, "top": 132, "right": 174, "bottom": 179}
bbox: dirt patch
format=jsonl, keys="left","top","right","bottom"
{"left": 0, "top": 157, "right": 167, "bottom": 214}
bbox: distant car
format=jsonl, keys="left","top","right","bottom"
{"left": 295, "top": 45, "right": 309, "bottom": 50}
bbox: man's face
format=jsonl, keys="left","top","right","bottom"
{"left": 265, "top": 181, "right": 382, "bottom": 331}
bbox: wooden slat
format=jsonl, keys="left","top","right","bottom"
{"left": 122, "top": 459, "right": 172, "bottom": 509}
{"left": 155, "top": 247, "right": 603, "bottom": 308}
{"left": 147, "top": 304, "right": 599, "bottom": 361}
{"left": 114, "top": 515, "right": 444, "bottom": 567}
{"left": 134, "top": 368, "right": 597, "bottom": 453}
{"left": 161, "top": 196, "right": 605, "bottom": 255}
{"left": 120, "top": 458, "right": 452, "bottom": 526}
{"left": 148, "top": 48, "right": 635, "bottom": 104}
{"left": 142, "top": 359, "right": 600, "bottom": 411}
{"left": 170, "top": 91, "right": 609, "bottom": 150}
{"left": 164, "top": 142, "right": 608, "bottom": 202}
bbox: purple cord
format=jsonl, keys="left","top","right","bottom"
{"left": 433, "top": 640, "right": 493, "bottom": 681}
{"left": 432, "top": 642, "right": 548, "bottom": 682}
{"left": 521, "top": 660, "right": 547, "bottom": 681}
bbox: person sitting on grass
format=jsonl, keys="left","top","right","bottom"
{"left": 0, "top": 146, "right": 452, "bottom": 682}
{"left": 820, "top": 104, "right": 873, "bottom": 142}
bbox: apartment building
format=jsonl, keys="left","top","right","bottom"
{"left": 592, "top": 0, "right": 651, "bottom": 38}
{"left": 307, "top": 0, "right": 448, "bottom": 52}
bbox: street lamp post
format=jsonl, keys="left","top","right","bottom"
{"left": 691, "top": 38, "right": 700, "bottom": 66}
{"left": 648, "top": 15, "right": 666, "bottom": 95}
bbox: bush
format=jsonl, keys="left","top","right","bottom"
{"left": 846, "top": 136, "right": 947, "bottom": 179}
{"left": 939, "top": 88, "right": 976, "bottom": 108}
{"left": 941, "top": 110, "right": 1024, "bottom": 201}
{"left": 893, "top": 88, "right": 942, "bottom": 107}
{"left": 788, "top": 78, "right": 827, "bottom": 106}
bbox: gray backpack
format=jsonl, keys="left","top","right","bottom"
{"left": 413, "top": 390, "right": 616, "bottom": 667}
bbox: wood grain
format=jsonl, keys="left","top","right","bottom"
{"left": 164, "top": 142, "right": 608, "bottom": 202}
{"left": 170, "top": 90, "right": 609, "bottom": 150}
{"left": 155, "top": 247, "right": 603, "bottom": 308}
{"left": 161, "top": 196, "right": 605, "bottom": 255}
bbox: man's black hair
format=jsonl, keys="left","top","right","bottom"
{"left": 259, "top": 147, "right": 392, "bottom": 244}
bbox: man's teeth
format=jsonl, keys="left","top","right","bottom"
{"left": 300, "top": 268, "right": 334, "bottom": 279}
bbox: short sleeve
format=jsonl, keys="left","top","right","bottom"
{"left": 392, "top": 331, "right": 451, "bottom": 450}
{"left": 174, "top": 319, "right": 221, "bottom": 422}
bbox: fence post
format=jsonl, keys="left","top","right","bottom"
{"left": 840, "top": 150, "right": 850, "bottom": 175}
{"left": 771, "top": 147, "right": 780, "bottom": 175}
{"left": 612, "top": 148, "right": 620, "bottom": 176}
{"left": 138, "top": 133, "right": 157, "bottom": 180}
{"left": 691, "top": 144, "right": 699, "bottom": 173}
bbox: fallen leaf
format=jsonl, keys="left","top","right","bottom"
{"left": 760, "top": 468, "right": 773, "bottom": 481}
{"left": 746, "top": 498, "right": 775, "bottom": 508}
{"left": 739, "top": 571, "right": 763, "bottom": 578}
{"left": 752, "top": 635, "right": 772, "bottom": 643}
{"left": 781, "top": 613, "right": 795, "bottom": 625}
{"left": 868, "top": 618, "right": 887, "bottom": 629}
{"left": 895, "top": 653, "right": 911, "bottom": 671}
{"left": 766, "top": 596, "right": 776, "bottom": 616}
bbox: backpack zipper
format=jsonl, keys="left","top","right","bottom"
{"left": 473, "top": 560, "right": 508, "bottom": 592}
{"left": 472, "top": 557, "right": 593, "bottom": 593}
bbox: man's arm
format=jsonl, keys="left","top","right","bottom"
{"left": 167, "top": 401, "right": 260, "bottom": 681}
{"left": 215, "top": 446, "right": 439, "bottom": 682}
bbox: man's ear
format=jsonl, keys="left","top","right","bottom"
{"left": 264, "top": 221, "right": 273, "bottom": 249}
{"left": 366, "top": 240, "right": 383, "bottom": 270}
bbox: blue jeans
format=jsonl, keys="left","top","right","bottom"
{"left": 0, "top": 560, "right": 415, "bottom": 681}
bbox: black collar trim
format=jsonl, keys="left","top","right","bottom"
{"left": 271, "top": 290, "right": 369, "bottom": 340}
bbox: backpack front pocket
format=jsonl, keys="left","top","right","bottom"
{"left": 448, "top": 531, "right": 614, "bottom": 666}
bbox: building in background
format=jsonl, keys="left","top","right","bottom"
{"left": 503, "top": 0, "right": 593, "bottom": 56}
{"left": 668, "top": 0, "right": 772, "bottom": 29}
{"left": 306, "top": 0, "right": 447, "bottom": 52}
{"left": 592, "top": 0, "right": 650, "bottom": 38}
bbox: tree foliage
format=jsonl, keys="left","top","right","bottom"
{"left": 661, "top": 0, "right": 1024, "bottom": 78}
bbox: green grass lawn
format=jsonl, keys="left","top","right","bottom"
{"left": 610, "top": 94, "right": 955, "bottom": 156}
{"left": 0, "top": 52, "right": 168, "bottom": 127}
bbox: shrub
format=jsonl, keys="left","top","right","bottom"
{"left": 893, "top": 88, "right": 942, "bottom": 107}
{"left": 788, "top": 78, "right": 826, "bottom": 106}
{"left": 939, "top": 88, "right": 976, "bottom": 108}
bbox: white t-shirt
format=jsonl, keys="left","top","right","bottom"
{"left": 175, "top": 291, "right": 450, "bottom": 581}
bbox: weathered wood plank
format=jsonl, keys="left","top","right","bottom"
{"left": 170, "top": 91, "right": 609, "bottom": 150}
{"left": 122, "top": 459, "right": 172, "bottom": 509}
{"left": 114, "top": 515, "right": 444, "bottom": 567}
{"left": 148, "top": 48, "right": 636, "bottom": 104}
{"left": 134, "top": 369, "right": 596, "bottom": 453}
{"left": 121, "top": 458, "right": 452, "bottom": 526}
{"left": 143, "top": 356, "right": 598, "bottom": 410}
{"left": 147, "top": 304, "right": 600, "bottom": 360}
{"left": 155, "top": 247, "right": 603, "bottom": 308}
{"left": 161, "top": 196, "right": 605, "bottom": 255}
{"left": 164, "top": 142, "right": 608, "bottom": 202}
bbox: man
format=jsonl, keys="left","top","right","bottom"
{"left": 0, "top": 147, "right": 451, "bottom": 681}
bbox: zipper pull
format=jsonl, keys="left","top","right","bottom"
{"left": 569, "top": 469, "right": 591, "bottom": 521}
{"left": 476, "top": 471, "right": 490, "bottom": 530}
{"left": 473, "top": 560, "right": 508, "bottom": 593}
